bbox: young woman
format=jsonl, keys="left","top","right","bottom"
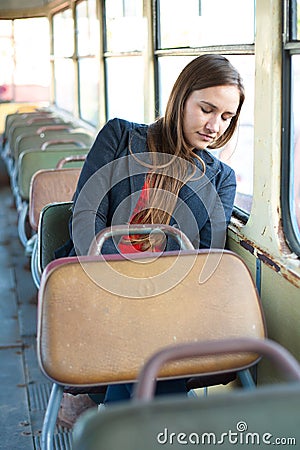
{"left": 57, "top": 53, "right": 244, "bottom": 260}
{"left": 56, "top": 53, "right": 245, "bottom": 420}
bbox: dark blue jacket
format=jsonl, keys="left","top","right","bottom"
{"left": 57, "top": 118, "right": 236, "bottom": 256}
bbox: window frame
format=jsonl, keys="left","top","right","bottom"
{"left": 281, "top": 0, "right": 300, "bottom": 255}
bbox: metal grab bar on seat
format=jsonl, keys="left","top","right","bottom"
{"left": 133, "top": 337, "right": 300, "bottom": 401}
{"left": 88, "top": 223, "right": 195, "bottom": 255}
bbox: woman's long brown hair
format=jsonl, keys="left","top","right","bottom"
{"left": 130, "top": 54, "right": 245, "bottom": 249}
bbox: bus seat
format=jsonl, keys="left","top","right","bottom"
{"left": 14, "top": 128, "right": 93, "bottom": 161}
{"left": 37, "top": 234, "right": 266, "bottom": 450}
{"left": 3, "top": 110, "right": 51, "bottom": 140}
{"left": 15, "top": 149, "right": 86, "bottom": 247}
{"left": 28, "top": 168, "right": 79, "bottom": 289}
{"left": 17, "top": 148, "right": 87, "bottom": 202}
{"left": 13, "top": 125, "right": 75, "bottom": 160}
{"left": 8, "top": 115, "right": 64, "bottom": 150}
{"left": 72, "top": 339, "right": 300, "bottom": 450}
{"left": 29, "top": 168, "right": 79, "bottom": 232}
{"left": 37, "top": 201, "right": 73, "bottom": 276}
{"left": 2, "top": 112, "right": 60, "bottom": 165}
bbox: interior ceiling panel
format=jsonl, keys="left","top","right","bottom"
{"left": 0, "top": 0, "right": 66, "bottom": 18}
{"left": 0, "top": 0, "right": 52, "bottom": 9}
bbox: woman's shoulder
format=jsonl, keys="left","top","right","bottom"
{"left": 203, "top": 149, "right": 235, "bottom": 177}
{"left": 105, "top": 117, "right": 148, "bottom": 135}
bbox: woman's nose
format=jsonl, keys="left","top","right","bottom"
{"left": 205, "top": 116, "right": 220, "bottom": 133}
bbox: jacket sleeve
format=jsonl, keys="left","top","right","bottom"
{"left": 61, "top": 119, "right": 127, "bottom": 256}
{"left": 199, "top": 166, "right": 236, "bottom": 249}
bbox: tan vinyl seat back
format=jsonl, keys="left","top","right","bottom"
{"left": 37, "top": 249, "right": 266, "bottom": 387}
{"left": 29, "top": 168, "right": 80, "bottom": 231}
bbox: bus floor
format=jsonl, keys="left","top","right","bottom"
{"left": 0, "top": 162, "right": 71, "bottom": 450}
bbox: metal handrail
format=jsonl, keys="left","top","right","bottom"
{"left": 88, "top": 223, "right": 194, "bottom": 255}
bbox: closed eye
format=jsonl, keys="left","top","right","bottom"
{"left": 222, "top": 114, "right": 235, "bottom": 122}
{"left": 201, "top": 106, "right": 212, "bottom": 114}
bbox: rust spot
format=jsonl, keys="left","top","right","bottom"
{"left": 257, "top": 252, "right": 280, "bottom": 272}
{"left": 240, "top": 240, "right": 254, "bottom": 254}
{"left": 20, "top": 421, "right": 30, "bottom": 427}
{"left": 239, "top": 236, "right": 300, "bottom": 288}
{"left": 240, "top": 239, "right": 280, "bottom": 272}
{"left": 240, "top": 240, "right": 280, "bottom": 272}
{"left": 21, "top": 431, "right": 32, "bottom": 436}
{"left": 277, "top": 218, "right": 295, "bottom": 255}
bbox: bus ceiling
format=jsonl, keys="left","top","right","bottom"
{"left": 0, "top": 0, "right": 67, "bottom": 19}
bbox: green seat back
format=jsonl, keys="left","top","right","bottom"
{"left": 38, "top": 201, "right": 73, "bottom": 273}
{"left": 17, "top": 148, "right": 88, "bottom": 200}
{"left": 73, "top": 383, "right": 300, "bottom": 450}
{"left": 9, "top": 118, "right": 65, "bottom": 149}
{"left": 15, "top": 129, "right": 94, "bottom": 160}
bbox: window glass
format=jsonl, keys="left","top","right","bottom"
{"left": 158, "top": 0, "right": 255, "bottom": 49}
{"left": 297, "top": 0, "right": 300, "bottom": 40}
{"left": 76, "top": 0, "right": 100, "bottom": 56}
{"left": 219, "top": 55, "right": 255, "bottom": 213}
{"left": 78, "top": 58, "right": 100, "bottom": 125}
{"left": 53, "top": 9, "right": 74, "bottom": 57}
{"left": 291, "top": 55, "right": 300, "bottom": 236}
{"left": 12, "top": 18, "right": 50, "bottom": 102}
{"left": 54, "top": 58, "right": 75, "bottom": 112}
{"left": 106, "top": 56, "right": 144, "bottom": 122}
{"left": 158, "top": 56, "right": 194, "bottom": 115}
{"left": 0, "top": 20, "right": 13, "bottom": 102}
{"left": 158, "top": 54, "right": 255, "bottom": 214}
{"left": 0, "top": 19, "right": 12, "bottom": 35}
{"left": 105, "top": 0, "right": 146, "bottom": 52}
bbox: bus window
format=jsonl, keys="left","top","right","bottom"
{"left": 105, "top": 0, "right": 145, "bottom": 53}
{"left": 297, "top": 0, "right": 300, "bottom": 39}
{"left": 158, "top": 0, "right": 255, "bottom": 49}
{"left": 157, "top": 56, "right": 194, "bottom": 115}
{"left": 0, "top": 20, "right": 13, "bottom": 102}
{"left": 0, "top": 18, "right": 50, "bottom": 103}
{"left": 76, "top": 0, "right": 100, "bottom": 126}
{"left": 104, "top": 0, "right": 146, "bottom": 122}
{"left": 53, "top": 9, "right": 75, "bottom": 113}
{"left": 54, "top": 58, "right": 75, "bottom": 114}
{"left": 105, "top": 56, "right": 145, "bottom": 122}
{"left": 281, "top": 1, "right": 300, "bottom": 255}
{"left": 291, "top": 55, "right": 300, "bottom": 236}
{"left": 219, "top": 55, "right": 255, "bottom": 214}
{"left": 53, "top": 9, "right": 74, "bottom": 57}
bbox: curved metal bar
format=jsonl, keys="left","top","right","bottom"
{"left": 17, "top": 202, "right": 29, "bottom": 247}
{"left": 26, "top": 115, "right": 56, "bottom": 124}
{"left": 55, "top": 154, "right": 87, "bottom": 169}
{"left": 36, "top": 124, "right": 71, "bottom": 134}
{"left": 41, "top": 139, "right": 87, "bottom": 150}
{"left": 88, "top": 224, "right": 195, "bottom": 255}
{"left": 30, "top": 234, "right": 41, "bottom": 289}
{"left": 133, "top": 338, "right": 300, "bottom": 401}
{"left": 41, "top": 383, "right": 64, "bottom": 450}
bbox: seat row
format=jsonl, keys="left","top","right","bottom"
{"left": 1, "top": 106, "right": 95, "bottom": 256}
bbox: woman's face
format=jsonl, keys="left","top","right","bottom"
{"left": 182, "top": 85, "right": 240, "bottom": 150}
